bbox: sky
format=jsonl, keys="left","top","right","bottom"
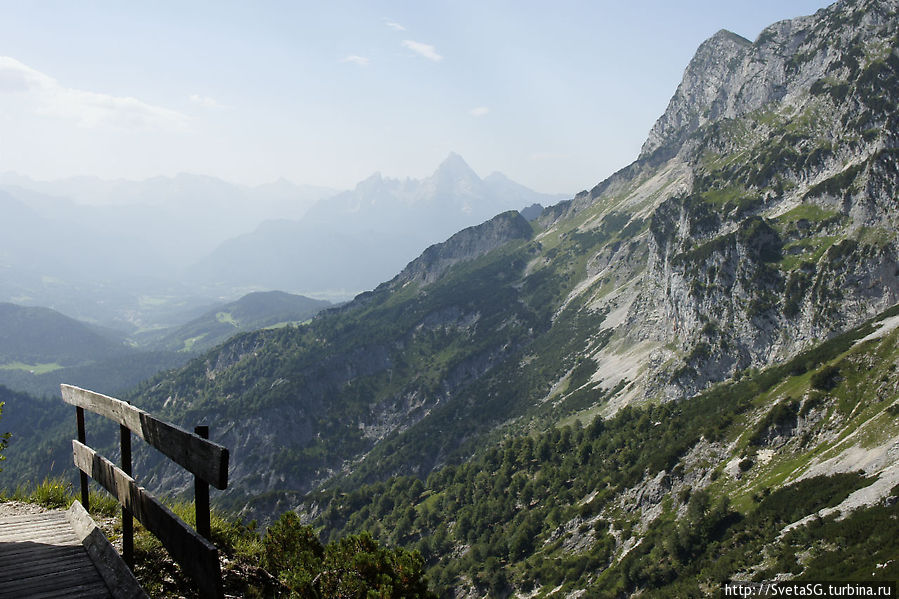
{"left": 0, "top": 1, "right": 834, "bottom": 195}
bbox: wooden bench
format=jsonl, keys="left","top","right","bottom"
{"left": 61, "top": 384, "right": 230, "bottom": 599}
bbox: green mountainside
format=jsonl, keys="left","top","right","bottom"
{"left": 138, "top": 290, "right": 332, "bottom": 354}
{"left": 0, "top": 385, "right": 72, "bottom": 488}
{"left": 310, "top": 306, "right": 899, "bottom": 595}
{"left": 0, "top": 302, "right": 186, "bottom": 398}
{"left": 0, "top": 302, "right": 127, "bottom": 367}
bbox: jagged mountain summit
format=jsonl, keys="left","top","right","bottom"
{"left": 188, "top": 153, "right": 564, "bottom": 296}
{"left": 587, "top": 0, "right": 899, "bottom": 400}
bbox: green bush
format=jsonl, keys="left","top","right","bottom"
{"left": 264, "top": 513, "right": 435, "bottom": 598}
{"left": 27, "top": 477, "right": 72, "bottom": 509}
{"left": 263, "top": 511, "right": 324, "bottom": 595}
{"left": 810, "top": 364, "right": 842, "bottom": 391}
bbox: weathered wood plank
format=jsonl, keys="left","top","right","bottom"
{"left": 0, "top": 549, "right": 87, "bottom": 581}
{"left": 1, "top": 516, "right": 69, "bottom": 528}
{"left": 16, "top": 585, "right": 111, "bottom": 599}
{"left": 0, "top": 569, "right": 110, "bottom": 598}
{"left": 0, "top": 521, "right": 75, "bottom": 535}
{"left": 1, "top": 514, "right": 73, "bottom": 531}
{"left": 0, "top": 510, "right": 111, "bottom": 599}
{"left": 61, "top": 384, "right": 228, "bottom": 489}
{"left": 73, "top": 440, "right": 224, "bottom": 599}
{"left": 4, "top": 531, "right": 78, "bottom": 546}
{"left": 0, "top": 511, "right": 69, "bottom": 524}
{"left": 1, "top": 519, "right": 73, "bottom": 533}
{"left": 66, "top": 499, "right": 149, "bottom": 599}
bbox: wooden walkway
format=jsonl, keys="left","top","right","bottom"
{"left": 0, "top": 502, "right": 146, "bottom": 599}
{"left": 0, "top": 508, "right": 111, "bottom": 598}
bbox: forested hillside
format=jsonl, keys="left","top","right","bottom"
{"left": 308, "top": 306, "right": 899, "bottom": 595}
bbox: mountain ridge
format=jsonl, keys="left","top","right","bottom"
{"left": 189, "top": 154, "right": 563, "bottom": 296}
{"left": 140, "top": 290, "right": 332, "bottom": 353}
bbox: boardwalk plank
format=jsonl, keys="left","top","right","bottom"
{"left": 0, "top": 508, "right": 115, "bottom": 599}
{"left": 0, "top": 546, "right": 85, "bottom": 571}
{"left": 0, "top": 565, "right": 110, "bottom": 598}
{"left": 21, "top": 586, "right": 112, "bottom": 599}
{"left": 0, "top": 552, "right": 88, "bottom": 582}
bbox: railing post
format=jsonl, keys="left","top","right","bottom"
{"left": 121, "top": 424, "right": 134, "bottom": 569}
{"left": 194, "top": 425, "right": 211, "bottom": 541}
{"left": 76, "top": 407, "right": 89, "bottom": 512}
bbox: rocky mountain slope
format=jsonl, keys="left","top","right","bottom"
{"left": 312, "top": 306, "right": 899, "bottom": 595}
{"left": 118, "top": 0, "right": 899, "bottom": 514}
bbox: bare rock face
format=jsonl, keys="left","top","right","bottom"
{"left": 605, "top": 0, "right": 897, "bottom": 395}
{"left": 640, "top": 30, "right": 753, "bottom": 159}
{"left": 641, "top": 0, "right": 899, "bottom": 160}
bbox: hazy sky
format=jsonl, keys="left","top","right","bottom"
{"left": 0, "top": 1, "right": 832, "bottom": 195}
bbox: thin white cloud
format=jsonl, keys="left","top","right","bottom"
{"left": 383, "top": 19, "right": 406, "bottom": 31}
{"left": 402, "top": 40, "right": 443, "bottom": 62}
{"left": 340, "top": 55, "right": 371, "bottom": 67}
{"left": 469, "top": 106, "right": 489, "bottom": 117}
{"left": 189, "top": 94, "right": 225, "bottom": 108}
{"left": 0, "top": 56, "right": 187, "bottom": 130}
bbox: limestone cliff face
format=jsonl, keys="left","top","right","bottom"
{"left": 642, "top": 0, "right": 899, "bottom": 159}
{"left": 640, "top": 30, "right": 753, "bottom": 159}
{"left": 602, "top": 0, "right": 899, "bottom": 397}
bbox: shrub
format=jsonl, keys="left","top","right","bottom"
{"left": 811, "top": 364, "right": 842, "bottom": 391}
{"left": 319, "top": 532, "right": 434, "bottom": 598}
{"left": 263, "top": 511, "right": 324, "bottom": 590}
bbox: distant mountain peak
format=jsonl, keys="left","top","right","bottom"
{"left": 354, "top": 171, "right": 385, "bottom": 194}
{"left": 432, "top": 152, "right": 480, "bottom": 182}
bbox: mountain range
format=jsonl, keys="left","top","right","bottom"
{"left": 0, "top": 159, "right": 558, "bottom": 330}
{"left": 0, "top": 290, "right": 331, "bottom": 399}
{"left": 0, "top": 173, "right": 336, "bottom": 330}
{"left": 2, "top": 0, "right": 898, "bottom": 595}
{"left": 187, "top": 153, "right": 564, "bottom": 296}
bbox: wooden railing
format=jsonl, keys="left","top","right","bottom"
{"left": 61, "top": 384, "right": 230, "bottom": 599}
